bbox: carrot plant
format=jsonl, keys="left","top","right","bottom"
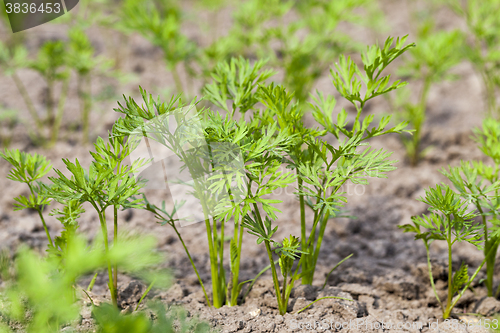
{"left": 445, "top": 0, "right": 500, "bottom": 115}
{"left": 287, "top": 36, "right": 414, "bottom": 285}
{"left": 0, "top": 40, "right": 71, "bottom": 146}
{"left": 203, "top": 57, "right": 295, "bottom": 308}
{"left": 392, "top": 22, "right": 462, "bottom": 165}
{"left": 437, "top": 118, "right": 500, "bottom": 297}
{"left": 225, "top": 0, "right": 372, "bottom": 103}
{"left": 0, "top": 231, "right": 200, "bottom": 333}
{"left": 0, "top": 149, "right": 54, "bottom": 247}
{"left": 199, "top": 36, "right": 414, "bottom": 312}
{"left": 28, "top": 40, "right": 71, "bottom": 146}
{"left": 66, "top": 27, "right": 113, "bottom": 144}
{"left": 471, "top": 118, "right": 500, "bottom": 296}
{"left": 0, "top": 108, "right": 18, "bottom": 148}
{"left": 0, "top": 43, "right": 40, "bottom": 141}
{"left": 45, "top": 125, "right": 148, "bottom": 307}
{"left": 119, "top": 0, "right": 197, "bottom": 95}
{"left": 399, "top": 183, "right": 499, "bottom": 319}
{"left": 143, "top": 198, "right": 211, "bottom": 306}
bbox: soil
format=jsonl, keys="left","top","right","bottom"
{"left": 0, "top": 0, "right": 499, "bottom": 332}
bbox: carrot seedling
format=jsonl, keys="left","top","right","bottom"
{"left": 446, "top": 0, "right": 500, "bottom": 115}
{"left": 400, "top": 183, "right": 499, "bottom": 319}
{"left": 439, "top": 118, "right": 500, "bottom": 297}
{"left": 392, "top": 22, "right": 462, "bottom": 165}
{"left": 66, "top": 28, "right": 113, "bottom": 144}
{"left": 289, "top": 36, "right": 414, "bottom": 285}
{"left": 0, "top": 149, "right": 54, "bottom": 247}
{"left": 119, "top": 0, "right": 197, "bottom": 95}
{"left": 46, "top": 125, "right": 148, "bottom": 307}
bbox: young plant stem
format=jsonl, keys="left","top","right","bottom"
{"left": 266, "top": 237, "right": 285, "bottom": 313}
{"left": 11, "top": 72, "right": 43, "bottom": 137}
{"left": 46, "top": 78, "right": 55, "bottom": 133}
{"left": 205, "top": 216, "right": 222, "bottom": 307}
{"left": 252, "top": 202, "right": 285, "bottom": 314}
{"left": 302, "top": 203, "right": 327, "bottom": 284}
{"left": 410, "top": 75, "right": 432, "bottom": 166}
{"left": 27, "top": 183, "right": 53, "bottom": 247}
{"left": 50, "top": 77, "right": 70, "bottom": 146}
{"left": 477, "top": 203, "right": 496, "bottom": 296}
{"left": 312, "top": 214, "right": 329, "bottom": 276}
{"left": 219, "top": 217, "right": 225, "bottom": 296}
{"left": 171, "top": 220, "right": 211, "bottom": 306}
{"left": 443, "top": 242, "right": 498, "bottom": 319}
{"left": 297, "top": 175, "right": 306, "bottom": 268}
{"left": 229, "top": 222, "right": 244, "bottom": 306}
{"left": 171, "top": 64, "right": 183, "bottom": 94}
{"left": 321, "top": 253, "right": 353, "bottom": 290}
{"left": 134, "top": 278, "right": 155, "bottom": 311}
{"left": 94, "top": 205, "right": 117, "bottom": 307}
{"left": 445, "top": 215, "right": 453, "bottom": 316}
{"left": 38, "top": 209, "right": 53, "bottom": 248}
{"left": 176, "top": 144, "right": 225, "bottom": 308}
{"left": 87, "top": 272, "right": 98, "bottom": 291}
{"left": 78, "top": 73, "right": 92, "bottom": 144}
{"left": 113, "top": 205, "right": 118, "bottom": 300}
{"left": 424, "top": 241, "right": 444, "bottom": 313}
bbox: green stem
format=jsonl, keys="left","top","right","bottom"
{"left": 445, "top": 215, "right": 453, "bottom": 317}
{"left": 171, "top": 64, "right": 183, "bottom": 94}
{"left": 205, "top": 218, "right": 221, "bottom": 307}
{"left": 82, "top": 74, "right": 92, "bottom": 144}
{"left": 266, "top": 239, "right": 285, "bottom": 314}
{"left": 87, "top": 272, "right": 98, "bottom": 292}
{"left": 177, "top": 145, "right": 221, "bottom": 307}
{"left": 50, "top": 77, "right": 70, "bottom": 146}
{"left": 321, "top": 253, "right": 353, "bottom": 290}
{"left": 113, "top": 205, "right": 118, "bottom": 301}
{"left": 477, "top": 203, "right": 494, "bottom": 296}
{"left": 252, "top": 202, "right": 284, "bottom": 313}
{"left": 46, "top": 78, "right": 55, "bottom": 133}
{"left": 95, "top": 206, "right": 116, "bottom": 307}
{"left": 298, "top": 176, "right": 306, "bottom": 257}
{"left": 411, "top": 75, "right": 432, "bottom": 166}
{"left": 281, "top": 269, "right": 288, "bottom": 310}
{"left": 446, "top": 244, "right": 497, "bottom": 319}
{"left": 311, "top": 213, "right": 329, "bottom": 282}
{"left": 171, "top": 221, "right": 211, "bottom": 306}
{"left": 135, "top": 278, "right": 155, "bottom": 311}
{"left": 38, "top": 209, "right": 53, "bottom": 248}
{"left": 11, "top": 72, "right": 43, "bottom": 137}
{"left": 27, "top": 183, "right": 53, "bottom": 247}
{"left": 216, "top": 217, "right": 226, "bottom": 303}
{"left": 230, "top": 223, "right": 244, "bottom": 306}
{"left": 425, "top": 241, "right": 444, "bottom": 313}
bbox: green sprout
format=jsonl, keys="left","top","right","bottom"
{"left": 294, "top": 36, "right": 414, "bottom": 285}
{"left": 46, "top": 126, "right": 148, "bottom": 307}
{"left": 67, "top": 27, "right": 113, "bottom": 144}
{"left": 400, "top": 183, "right": 498, "bottom": 319}
{"left": 0, "top": 108, "right": 18, "bottom": 148}
{"left": 445, "top": 0, "right": 500, "bottom": 115}
{"left": 119, "top": 0, "right": 197, "bottom": 95}
{"left": 439, "top": 118, "right": 500, "bottom": 297}
{"left": 0, "top": 233, "right": 190, "bottom": 333}
{"left": 28, "top": 40, "right": 71, "bottom": 146}
{"left": 0, "top": 149, "right": 54, "bottom": 247}
{"left": 392, "top": 21, "right": 462, "bottom": 165}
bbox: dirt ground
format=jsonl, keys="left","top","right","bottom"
{"left": 1, "top": 0, "right": 499, "bottom": 332}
